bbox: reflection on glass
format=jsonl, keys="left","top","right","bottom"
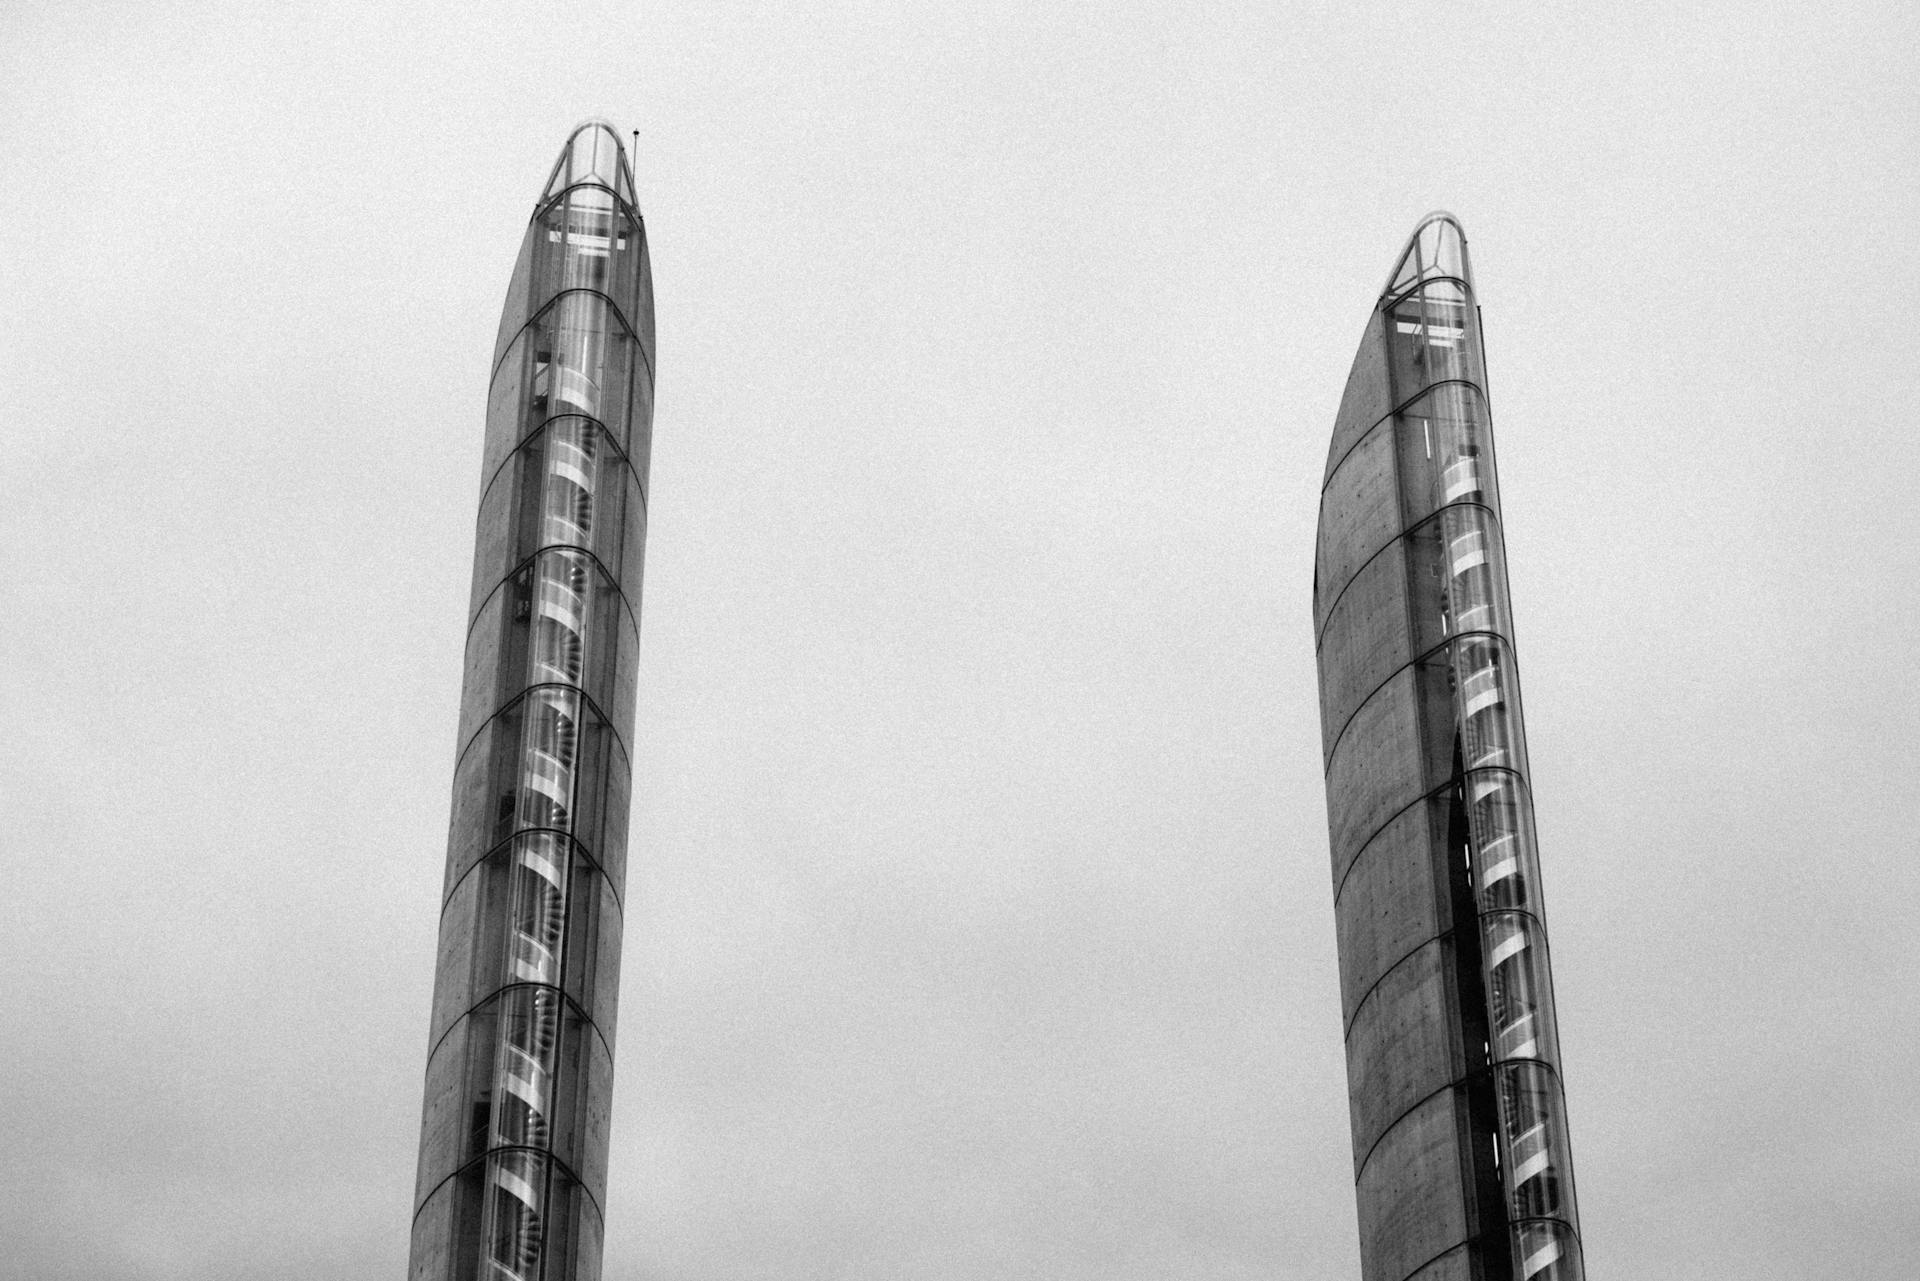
{"left": 543, "top": 423, "right": 598, "bottom": 549}
{"left": 1495, "top": 1062, "right": 1578, "bottom": 1228}
{"left": 1443, "top": 449, "right": 1483, "bottom": 503}
{"left": 1514, "top": 1220, "right": 1583, "bottom": 1281}
{"left": 533, "top": 552, "right": 591, "bottom": 686}
{"left": 1396, "top": 380, "right": 1499, "bottom": 524}
{"left": 487, "top": 1147, "right": 549, "bottom": 1279}
{"left": 509, "top": 835, "right": 567, "bottom": 984}
{"left": 1390, "top": 279, "right": 1474, "bottom": 387}
{"left": 1451, "top": 637, "right": 1525, "bottom": 775}
{"left": 1482, "top": 912, "right": 1559, "bottom": 1065}
{"left": 1442, "top": 506, "right": 1502, "bottom": 637}
{"left": 1466, "top": 773, "right": 1541, "bottom": 915}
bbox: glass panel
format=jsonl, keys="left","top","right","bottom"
{"left": 1387, "top": 280, "right": 1480, "bottom": 401}
{"left": 488, "top": 987, "right": 561, "bottom": 1151}
{"left": 503, "top": 832, "right": 570, "bottom": 988}
{"left": 1429, "top": 390, "right": 1499, "bottom": 516}
{"left": 1481, "top": 911, "right": 1560, "bottom": 1066}
{"left": 1403, "top": 503, "right": 1513, "bottom": 655}
{"left": 541, "top": 420, "right": 599, "bottom": 552}
{"left": 514, "top": 293, "right": 636, "bottom": 443}
{"left": 451, "top": 695, "right": 574, "bottom": 882}
{"left": 1466, "top": 772, "right": 1542, "bottom": 915}
{"left": 561, "top": 185, "right": 618, "bottom": 294}
{"left": 1392, "top": 382, "right": 1501, "bottom": 524}
{"left": 1448, "top": 635, "right": 1527, "bottom": 777}
{"left": 1438, "top": 505, "right": 1509, "bottom": 639}
{"left": 1495, "top": 1062, "right": 1578, "bottom": 1228}
{"left": 482, "top": 1146, "right": 551, "bottom": 1281}
{"left": 551, "top": 295, "right": 607, "bottom": 419}
{"left": 537, "top": 1161, "right": 604, "bottom": 1281}
{"left": 503, "top": 426, "right": 631, "bottom": 592}
{"left": 1386, "top": 213, "right": 1470, "bottom": 297}
{"left": 515, "top": 687, "right": 581, "bottom": 833}
{"left": 1513, "top": 1219, "right": 1583, "bottom": 1281}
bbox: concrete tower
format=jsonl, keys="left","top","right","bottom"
{"left": 411, "top": 121, "right": 656, "bottom": 1281}
{"left": 1312, "top": 214, "right": 1582, "bottom": 1281}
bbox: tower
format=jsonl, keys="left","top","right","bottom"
{"left": 1312, "top": 215, "right": 1582, "bottom": 1281}
{"left": 410, "top": 121, "right": 656, "bottom": 1281}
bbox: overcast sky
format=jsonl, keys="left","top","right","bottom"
{"left": 3, "top": 2, "right": 1917, "bottom": 1278}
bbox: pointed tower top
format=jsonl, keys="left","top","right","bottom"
{"left": 541, "top": 119, "right": 636, "bottom": 205}
{"left": 1384, "top": 211, "right": 1471, "bottom": 299}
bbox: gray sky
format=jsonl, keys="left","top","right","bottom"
{"left": 3, "top": 2, "right": 1916, "bottom": 1278}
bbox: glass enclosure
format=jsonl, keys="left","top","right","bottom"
{"left": 413, "top": 121, "right": 654, "bottom": 1281}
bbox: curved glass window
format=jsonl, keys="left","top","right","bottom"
{"left": 1449, "top": 636, "right": 1528, "bottom": 777}
{"left": 1466, "top": 772, "right": 1542, "bottom": 915}
{"left": 484, "top": 1144, "right": 552, "bottom": 1281}
{"left": 515, "top": 293, "right": 635, "bottom": 448}
{"left": 1404, "top": 502, "right": 1513, "bottom": 655}
{"left": 1495, "top": 1061, "right": 1578, "bottom": 1226}
{"left": 500, "top": 417, "right": 639, "bottom": 589}
{"left": 1387, "top": 280, "right": 1484, "bottom": 400}
{"left": 554, "top": 185, "right": 618, "bottom": 294}
{"left": 1482, "top": 911, "right": 1560, "bottom": 1066}
{"left": 533, "top": 179, "right": 646, "bottom": 323}
{"left": 1514, "top": 1219, "right": 1584, "bottom": 1281}
{"left": 516, "top": 687, "right": 580, "bottom": 830}
{"left": 506, "top": 832, "right": 569, "bottom": 986}
{"left": 1440, "top": 505, "right": 1505, "bottom": 639}
{"left": 539, "top": 422, "right": 597, "bottom": 549}
{"left": 1397, "top": 384, "right": 1497, "bottom": 518}
{"left": 531, "top": 554, "right": 592, "bottom": 689}
{"left": 1393, "top": 382, "right": 1501, "bottom": 525}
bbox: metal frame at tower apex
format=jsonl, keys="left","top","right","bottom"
{"left": 410, "top": 120, "right": 657, "bottom": 1281}
{"left": 1312, "top": 213, "right": 1583, "bottom": 1281}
